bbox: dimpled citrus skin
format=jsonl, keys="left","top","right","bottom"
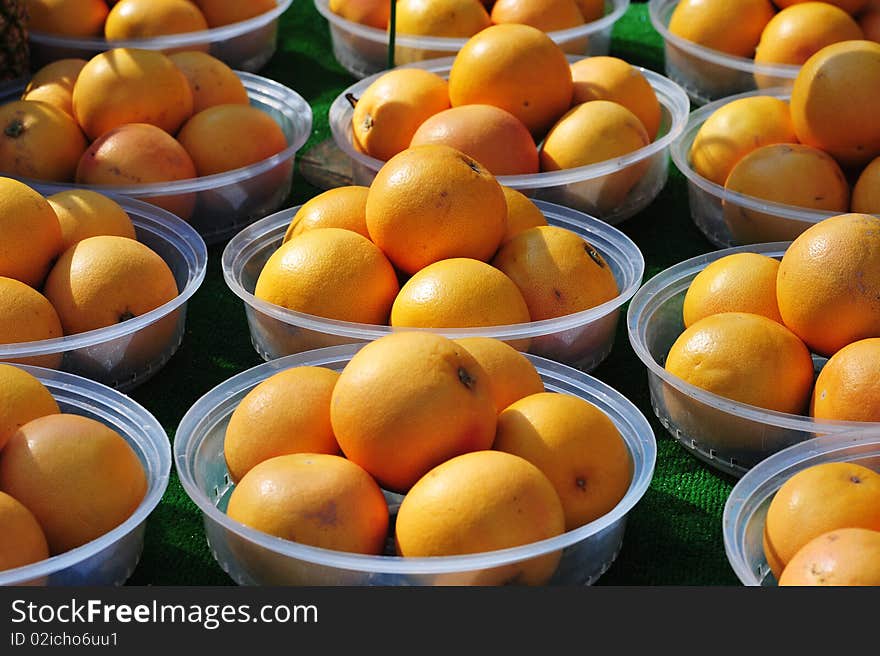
{"left": 283, "top": 186, "right": 370, "bottom": 242}
{"left": 454, "top": 337, "right": 545, "bottom": 414}
{"left": 779, "top": 528, "right": 880, "bottom": 586}
{"left": 776, "top": 213, "right": 880, "bottom": 357}
{"left": 0, "top": 364, "right": 60, "bottom": 452}
{"left": 810, "top": 338, "right": 880, "bottom": 422}
{"left": 667, "top": 0, "right": 776, "bottom": 57}
{"left": 0, "top": 491, "right": 49, "bottom": 572}
{"left": 0, "top": 277, "right": 64, "bottom": 369}
{"left": 0, "top": 177, "right": 62, "bottom": 288}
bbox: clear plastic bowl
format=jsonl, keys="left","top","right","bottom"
{"left": 0, "top": 194, "right": 207, "bottom": 392}
{"left": 648, "top": 0, "right": 801, "bottom": 105}
{"left": 28, "top": 0, "right": 293, "bottom": 73}
{"left": 0, "top": 364, "right": 171, "bottom": 587}
{"left": 222, "top": 199, "right": 645, "bottom": 373}
{"left": 328, "top": 56, "right": 691, "bottom": 225}
{"left": 723, "top": 428, "right": 880, "bottom": 586}
{"left": 0, "top": 71, "right": 313, "bottom": 246}
{"left": 314, "top": 0, "right": 630, "bottom": 79}
{"left": 174, "top": 344, "right": 656, "bottom": 586}
{"left": 626, "top": 241, "right": 877, "bottom": 479}
{"left": 671, "top": 87, "right": 840, "bottom": 249}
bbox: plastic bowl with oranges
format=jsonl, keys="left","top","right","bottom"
{"left": 626, "top": 242, "right": 879, "bottom": 478}
{"left": 173, "top": 343, "right": 656, "bottom": 586}
{"left": 315, "top": 0, "right": 630, "bottom": 79}
{"left": 723, "top": 428, "right": 880, "bottom": 586}
{"left": 329, "top": 56, "right": 690, "bottom": 225}
{"left": 0, "top": 364, "right": 171, "bottom": 587}
{"left": 27, "top": 0, "right": 293, "bottom": 73}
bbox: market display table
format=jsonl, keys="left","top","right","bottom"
{"left": 126, "top": 0, "right": 740, "bottom": 586}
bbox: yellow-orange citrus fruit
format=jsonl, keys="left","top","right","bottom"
{"left": 667, "top": 0, "right": 776, "bottom": 57}
{"left": 776, "top": 213, "right": 880, "bottom": 356}
{"left": 194, "top": 0, "right": 277, "bottom": 27}
{"left": 254, "top": 228, "right": 399, "bottom": 325}
{"left": 851, "top": 155, "right": 880, "bottom": 213}
{"left": 811, "top": 338, "right": 880, "bottom": 421}
{"left": 0, "top": 177, "right": 62, "bottom": 288}
{"left": 860, "top": 2, "right": 880, "bottom": 41}
{"left": 664, "top": 312, "right": 815, "bottom": 414}
{"left": 500, "top": 186, "right": 547, "bottom": 244}
{"left": 0, "top": 491, "right": 49, "bottom": 572}
{"left": 763, "top": 461, "right": 880, "bottom": 579}
{"left": 396, "top": 0, "right": 490, "bottom": 37}
{"left": 0, "top": 100, "right": 87, "bottom": 182}
{"left": 283, "top": 186, "right": 370, "bottom": 242}
{"left": 329, "top": 332, "right": 497, "bottom": 493}
{"left": 104, "top": 0, "right": 209, "bottom": 40}
{"left": 0, "top": 413, "right": 147, "bottom": 555}
{"left": 490, "top": 0, "right": 585, "bottom": 32}
{"left": 454, "top": 337, "right": 545, "bottom": 414}
{"left": 395, "top": 449, "right": 566, "bottom": 585}
{"left": 21, "top": 58, "right": 88, "bottom": 118}
{"left": 168, "top": 51, "right": 250, "bottom": 113}
{"left": 0, "top": 364, "right": 59, "bottom": 452}
{"left": 329, "top": 0, "right": 390, "bottom": 29}
{"left": 682, "top": 252, "right": 783, "bottom": 328}
{"left": 773, "top": 0, "right": 868, "bottom": 15}
{"left": 574, "top": 0, "right": 604, "bottom": 22}
{"left": 224, "top": 366, "right": 341, "bottom": 483}
{"left": 365, "top": 144, "right": 507, "bottom": 275}
{"left": 0, "top": 277, "right": 64, "bottom": 369}
{"left": 779, "top": 528, "right": 880, "bottom": 586}
{"left": 47, "top": 190, "right": 137, "bottom": 252}
{"left": 26, "top": 0, "right": 108, "bottom": 37}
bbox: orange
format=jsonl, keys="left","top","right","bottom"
{"left": 0, "top": 100, "right": 87, "bottom": 182}
{"left": 0, "top": 277, "right": 64, "bottom": 369}
{"left": 105, "top": 0, "right": 208, "bottom": 39}
{"left": 494, "top": 392, "right": 631, "bottom": 531}
{"left": 25, "top": 0, "right": 109, "bottom": 37}
{"left": 491, "top": 225, "right": 619, "bottom": 321}
{"left": 664, "top": 312, "right": 815, "bottom": 414}
{"left": 0, "top": 413, "right": 147, "bottom": 555}
{"left": 574, "top": 0, "right": 604, "bottom": 22}
{"left": 329, "top": 0, "right": 390, "bottom": 29}
{"left": 810, "top": 338, "right": 880, "bottom": 421}
{"left": 194, "top": 0, "right": 277, "bottom": 27}
{"left": 365, "top": 144, "right": 507, "bottom": 275}
{"left": 283, "top": 186, "right": 370, "bottom": 242}
{"left": 776, "top": 213, "right": 880, "bottom": 356}
{"left": 168, "top": 51, "right": 250, "bottom": 113}
{"left": 0, "top": 491, "right": 49, "bottom": 572}
{"left": 454, "top": 337, "right": 545, "bottom": 414}
{"left": 722, "top": 143, "right": 850, "bottom": 244}
{"left": 395, "top": 0, "right": 491, "bottom": 38}
{"left": 224, "top": 366, "right": 341, "bottom": 483}
{"left": 254, "top": 228, "right": 399, "bottom": 325}
{"left": 47, "top": 190, "right": 137, "bottom": 252}
{"left": 763, "top": 461, "right": 880, "bottom": 579}
{"left": 177, "top": 104, "right": 287, "bottom": 176}
{"left": 851, "top": 155, "right": 880, "bottom": 213}
{"left": 778, "top": 528, "right": 880, "bottom": 586}
{"left": 21, "top": 58, "right": 88, "bottom": 118}
{"left": 74, "top": 122, "right": 198, "bottom": 220}
{"left": 773, "top": 0, "right": 868, "bottom": 14}
{"left": 490, "top": 0, "right": 585, "bottom": 32}
{"left": 860, "top": 2, "right": 880, "bottom": 41}
{"left": 390, "top": 258, "right": 532, "bottom": 330}
{"left": 395, "top": 450, "right": 565, "bottom": 585}
{"left": 351, "top": 68, "right": 450, "bottom": 162}
{"left": 43, "top": 236, "right": 179, "bottom": 336}
{"left": 689, "top": 96, "right": 798, "bottom": 187}
{"left": 0, "top": 177, "right": 62, "bottom": 288}
{"left": 0, "top": 364, "right": 59, "bottom": 452}
{"left": 667, "top": 0, "right": 776, "bottom": 57}
{"left": 72, "top": 48, "right": 194, "bottom": 140}
{"left": 682, "top": 252, "right": 783, "bottom": 328}
{"left": 500, "top": 186, "right": 547, "bottom": 244}
{"left": 570, "top": 56, "right": 662, "bottom": 140}
{"left": 448, "top": 23, "right": 574, "bottom": 138}
{"left": 329, "top": 332, "right": 497, "bottom": 493}
{"left": 790, "top": 40, "right": 880, "bottom": 169}
{"left": 409, "top": 104, "right": 539, "bottom": 176}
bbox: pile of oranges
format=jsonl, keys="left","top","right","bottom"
{"left": 222, "top": 331, "right": 632, "bottom": 584}
{"left": 0, "top": 47, "right": 288, "bottom": 219}
{"left": 0, "top": 364, "right": 147, "bottom": 576}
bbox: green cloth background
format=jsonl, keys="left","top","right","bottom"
{"left": 125, "top": 0, "right": 741, "bottom": 586}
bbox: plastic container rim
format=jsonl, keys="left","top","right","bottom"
{"left": 174, "top": 343, "right": 657, "bottom": 575}
{"left": 0, "top": 194, "right": 207, "bottom": 359}
{"left": 626, "top": 241, "right": 880, "bottom": 433}
{"left": 314, "top": 0, "right": 630, "bottom": 50}
{"left": 328, "top": 56, "right": 691, "bottom": 189}
{"left": 221, "top": 198, "right": 645, "bottom": 341}
{"left": 28, "top": 0, "right": 293, "bottom": 51}
{"left": 0, "top": 364, "right": 172, "bottom": 586}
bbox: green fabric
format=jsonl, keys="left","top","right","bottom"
{"left": 126, "top": 0, "right": 741, "bottom": 586}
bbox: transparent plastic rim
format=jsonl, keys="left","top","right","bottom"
{"left": 0, "top": 72, "right": 313, "bottom": 198}
{"left": 648, "top": 0, "right": 801, "bottom": 79}
{"left": 0, "top": 194, "right": 207, "bottom": 359}
{"left": 626, "top": 241, "right": 880, "bottom": 433}
{"left": 722, "top": 428, "right": 880, "bottom": 586}
{"left": 314, "top": 0, "right": 629, "bottom": 50}
{"left": 328, "top": 57, "right": 691, "bottom": 190}
{"left": 0, "top": 364, "right": 171, "bottom": 586}
{"left": 28, "top": 0, "right": 293, "bottom": 51}
{"left": 174, "top": 344, "right": 656, "bottom": 575}
{"left": 222, "top": 199, "right": 645, "bottom": 341}
{"left": 670, "top": 86, "right": 846, "bottom": 224}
